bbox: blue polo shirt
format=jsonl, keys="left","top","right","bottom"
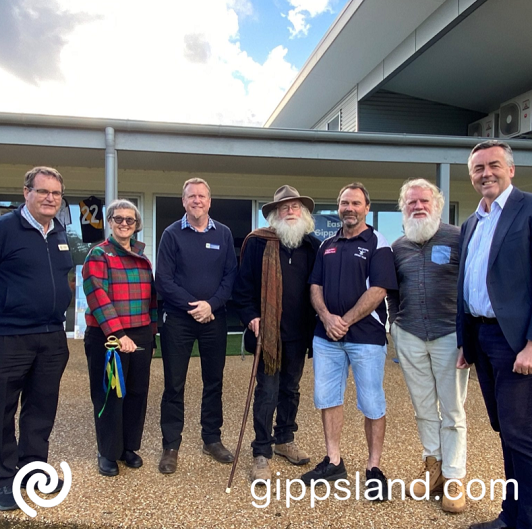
{"left": 309, "top": 226, "right": 397, "bottom": 345}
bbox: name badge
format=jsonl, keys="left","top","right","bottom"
{"left": 324, "top": 247, "right": 337, "bottom": 255}
{"left": 206, "top": 243, "right": 220, "bottom": 250}
{"left": 58, "top": 244, "right": 69, "bottom": 251}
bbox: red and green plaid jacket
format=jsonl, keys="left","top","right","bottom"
{"left": 82, "top": 236, "right": 157, "bottom": 338}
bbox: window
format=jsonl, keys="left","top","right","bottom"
{"left": 327, "top": 114, "right": 340, "bottom": 131}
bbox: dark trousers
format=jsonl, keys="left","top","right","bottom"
{"left": 0, "top": 332, "right": 69, "bottom": 486}
{"left": 84, "top": 327, "right": 152, "bottom": 461}
{"left": 471, "top": 318, "right": 532, "bottom": 529}
{"left": 252, "top": 339, "right": 307, "bottom": 458}
{"left": 160, "top": 311, "right": 227, "bottom": 450}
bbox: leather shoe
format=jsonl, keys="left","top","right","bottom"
{"left": 203, "top": 442, "right": 234, "bottom": 464}
{"left": 21, "top": 470, "right": 63, "bottom": 493}
{"left": 469, "top": 518, "right": 511, "bottom": 529}
{"left": 120, "top": 450, "right": 143, "bottom": 468}
{"left": 159, "top": 449, "right": 178, "bottom": 474}
{"left": 98, "top": 453, "right": 119, "bottom": 477}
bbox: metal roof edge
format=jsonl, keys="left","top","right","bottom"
{"left": 1, "top": 111, "right": 532, "bottom": 150}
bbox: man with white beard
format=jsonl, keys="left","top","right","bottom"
{"left": 233, "top": 185, "right": 321, "bottom": 482}
{"left": 387, "top": 179, "right": 469, "bottom": 513}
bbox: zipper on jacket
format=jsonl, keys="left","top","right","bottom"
{"left": 45, "top": 238, "right": 57, "bottom": 331}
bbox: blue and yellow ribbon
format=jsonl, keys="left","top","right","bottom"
{"left": 98, "top": 336, "right": 127, "bottom": 418}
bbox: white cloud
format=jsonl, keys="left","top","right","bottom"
{"left": 0, "top": 0, "right": 100, "bottom": 84}
{"left": 229, "top": 0, "right": 254, "bottom": 18}
{"left": 285, "top": 0, "right": 333, "bottom": 38}
{"left": 0, "top": 0, "right": 298, "bottom": 126}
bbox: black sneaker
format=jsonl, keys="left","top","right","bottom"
{"left": 365, "top": 467, "right": 389, "bottom": 501}
{"left": 301, "top": 456, "right": 347, "bottom": 485}
{"left": 0, "top": 486, "right": 19, "bottom": 511}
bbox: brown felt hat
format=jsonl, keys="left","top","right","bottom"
{"left": 262, "top": 185, "right": 315, "bottom": 219}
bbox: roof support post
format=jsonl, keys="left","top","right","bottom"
{"left": 436, "top": 163, "right": 450, "bottom": 223}
{"left": 105, "top": 127, "right": 117, "bottom": 237}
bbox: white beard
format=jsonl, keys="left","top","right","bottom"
{"left": 270, "top": 216, "right": 308, "bottom": 249}
{"left": 403, "top": 212, "right": 440, "bottom": 244}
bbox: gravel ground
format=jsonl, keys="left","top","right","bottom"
{"left": 1, "top": 339, "right": 505, "bottom": 529}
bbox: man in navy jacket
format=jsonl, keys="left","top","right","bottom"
{"left": 155, "top": 178, "right": 237, "bottom": 474}
{"left": 457, "top": 140, "right": 532, "bottom": 529}
{"left": 0, "top": 167, "right": 72, "bottom": 511}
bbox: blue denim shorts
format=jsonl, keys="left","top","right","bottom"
{"left": 312, "top": 336, "right": 387, "bottom": 419}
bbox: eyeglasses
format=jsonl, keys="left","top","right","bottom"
{"left": 27, "top": 187, "right": 63, "bottom": 199}
{"left": 111, "top": 216, "right": 136, "bottom": 226}
{"left": 279, "top": 203, "right": 301, "bottom": 213}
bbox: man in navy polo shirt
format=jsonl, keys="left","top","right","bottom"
{"left": 301, "top": 182, "right": 397, "bottom": 501}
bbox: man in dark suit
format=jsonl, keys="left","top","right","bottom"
{"left": 457, "top": 140, "right": 532, "bottom": 529}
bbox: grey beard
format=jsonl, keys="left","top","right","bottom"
{"left": 270, "top": 216, "right": 307, "bottom": 249}
{"left": 403, "top": 213, "right": 440, "bottom": 244}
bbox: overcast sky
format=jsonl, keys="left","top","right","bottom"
{"left": 0, "top": 0, "right": 348, "bottom": 127}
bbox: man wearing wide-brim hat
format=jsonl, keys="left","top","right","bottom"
{"left": 233, "top": 185, "right": 321, "bottom": 482}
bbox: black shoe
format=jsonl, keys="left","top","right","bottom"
{"left": 98, "top": 453, "right": 119, "bottom": 477}
{"left": 0, "top": 486, "right": 18, "bottom": 511}
{"left": 20, "top": 470, "right": 63, "bottom": 493}
{"left": 469, "top": 518, "right": 511, "bottom": 529}
{"left": 202, "top": 442, "right": 234, "bottom": 464}
{"left": 120, "top": 450, "right": 143, "bottom": 468}
{"left": 301, "top": 456, "right": 347, "bottom": 485}
{"left": 365, "top": 467, "right": 389, "bottom": 501}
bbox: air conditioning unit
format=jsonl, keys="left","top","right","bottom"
{"left": 499, "top": 90, "right": 532, "bottom": 138}
{"left": 468, "top": 113, "right": 499, "bottom": 138}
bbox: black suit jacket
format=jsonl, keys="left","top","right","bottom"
{"left": 457, "top": 187, "right": 532, "bottom": 363}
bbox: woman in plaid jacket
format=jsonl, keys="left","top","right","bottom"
{"left": 83, "top": 199, "right": 157, "bottom": 477}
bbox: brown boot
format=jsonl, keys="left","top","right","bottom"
{"left": 203, "top": 442, "right": 234, "bottom": 464}
{"left": 442, "top": 478, "right": 467, "bottom": 513}
{"left": 158, "top": 449, "right": 178, "bottom": 474}
{"left": 274, "top": 442, "right": 310, "bottom": 465}
{"left": 251, "top": 456, "right": 271, "bottom": 482}
{"left": 408, "top": 456, "right": 444, "bottom": 497}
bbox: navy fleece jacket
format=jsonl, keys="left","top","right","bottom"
{"left": 0, "top": 206, "right": 73, "bottom": 335}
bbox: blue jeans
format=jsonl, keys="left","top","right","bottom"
{"left": 252, "top": 339, "right": 307, "bottom": 458}
{"left": 313, "top": 336, "right": 386, "bottom": 419}
{"left": 471, "top": 316, "right": 532, "bottom": 529}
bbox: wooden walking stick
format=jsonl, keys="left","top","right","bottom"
{"left": 226, "top": 333, "right": 262, "bottom": 493}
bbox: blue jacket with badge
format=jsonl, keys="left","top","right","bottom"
{"left": 0, "top": 205, "right": 73, "bottom": 335}
{"left": 155, "top": 218, "right": 237, "bottom": 316}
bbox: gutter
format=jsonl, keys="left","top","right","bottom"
{"left": 1, "top": 111, "right": 532, "bottom": 151}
